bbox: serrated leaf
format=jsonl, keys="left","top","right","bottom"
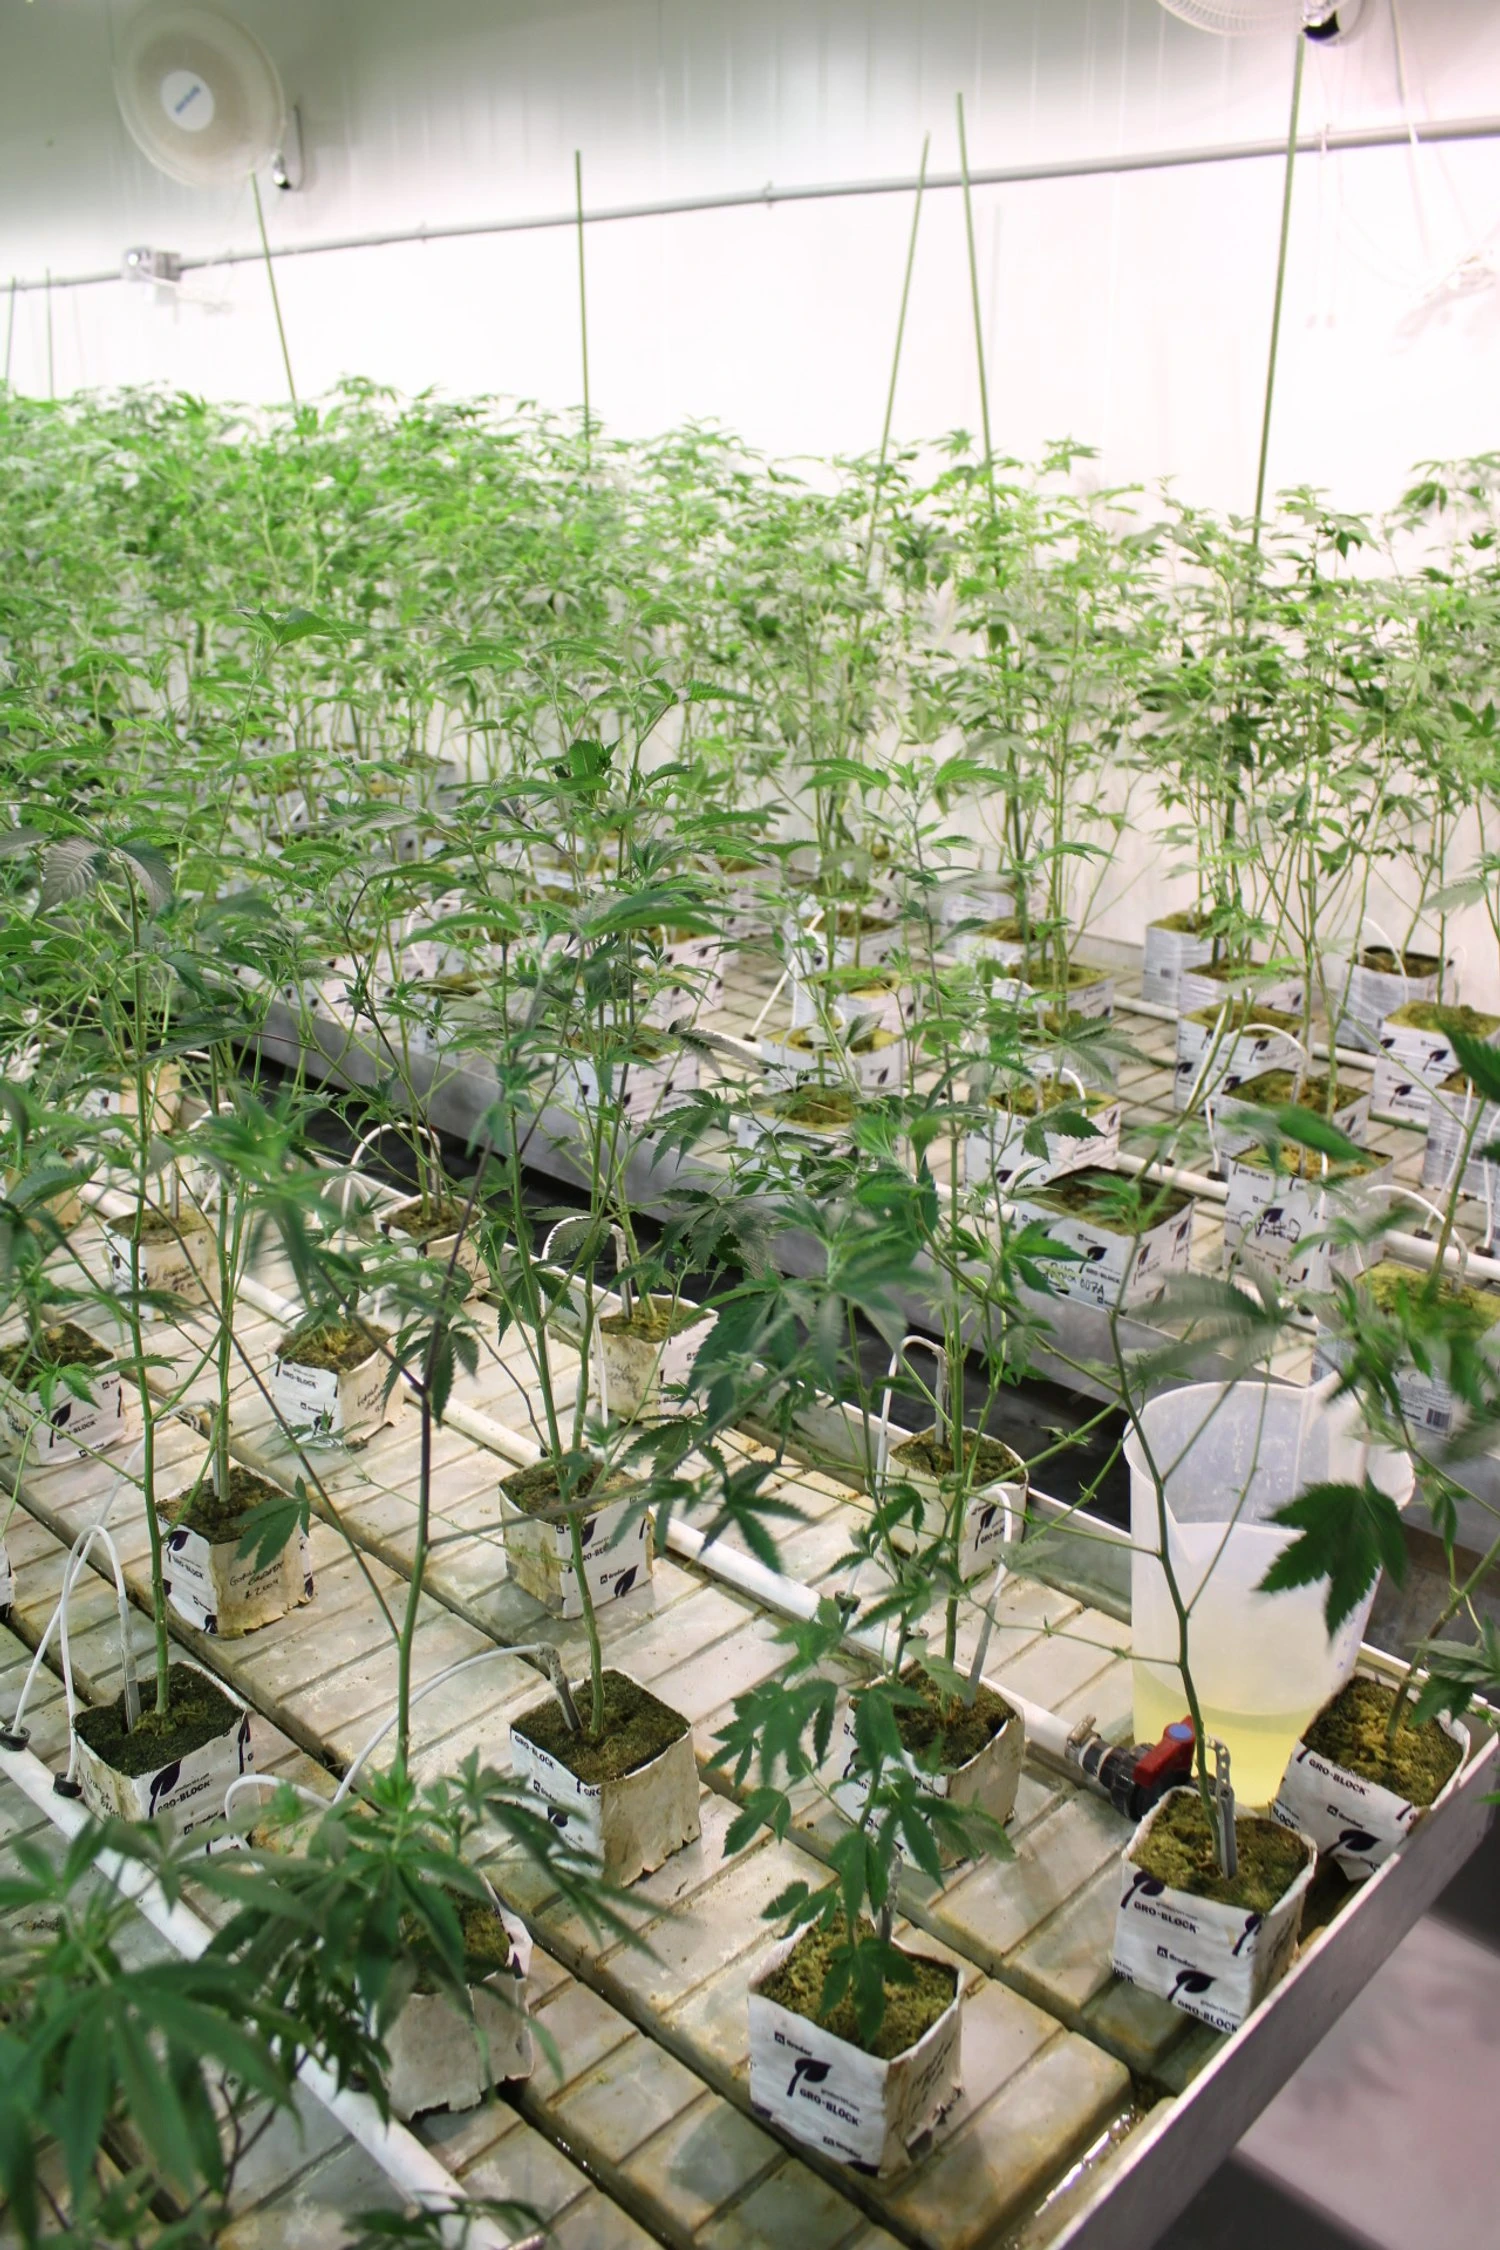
{"left": 1450, "top": 1030, "right": 1500, "bottom": 1109}
{"left": 1258, "top": 1477, "right": 1408, "bottom": 1632}
{"left": 1270, "top": 1104, "right": 1363, "bottom": 1163}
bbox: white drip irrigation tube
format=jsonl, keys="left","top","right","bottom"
{"left": 233, "top": 1275, "right": 1074, "bottom": 1758}
{"left": 0, "top": 1736, "right": 526, "bottom": 2250}
{"left": 665, "top": 1518, "right": 1072, "bottom": 1763}
{"left": 1126, "top": 990, "right": 1376, "bottom": 1073}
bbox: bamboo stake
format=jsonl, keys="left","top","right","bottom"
{"left": 1253, "top": 36, "right": 1306, "bottom": 544}
{"left": 4, "top": 277, "right": 15, "bottom": 388}
{"left": 956, "top": 93, "right": 995, "bottom": 506}
{"left": 252, "top": 173, "right": 299, "bottom": 408}
{"left": 861, "top": 133, "right": 930, "bottom": 577}
{"left": 575, "top": 150, "right": 592, "bottom": 464}
{"left": 44, "top": 268, "right": 53, "bottom": 398}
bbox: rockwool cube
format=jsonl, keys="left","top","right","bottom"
{"left": 748, "top": 1935, "right": 962, "bottom": 2175}
{"left": 1009, "top": 1173, "right": 1195, "bottom": 1310}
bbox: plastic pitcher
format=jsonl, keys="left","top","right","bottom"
{"left": 1125, "top": 1376, "right": 1413, "bottom": 1807}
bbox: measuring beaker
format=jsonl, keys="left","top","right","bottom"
{"left": 1125, "top": 1376, "right": 1413, "bottom": 1806}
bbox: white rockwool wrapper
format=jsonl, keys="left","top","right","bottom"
{"left": 1371, "top": 1023, "right": 1465, "bottom": 1124}
{"left": 1111, "top": 1789, "right": 1316, "bottom": 2036}
{"left": 1009, "top": 1193, "right": 1194, "bottom": 1311}
{"left": 1221, "top": 1158, "right": 1392, "bottom": 1295}
{"left": 1177, "top": 969, "right": 1305, "bottom": 1018}
{"left": 161, "top": 1518, "right": 314, "bottom": 1637}
{"left": 386, "top": 1907, "right": 535, "bottom": 2120}
{"left": 102, "top": 1221, "right": 210, "bottom": 1309}
{"left": 988, "top": 973, "right": 1115, "bottom": 1022}
{"left": 0, "top": 1538, "right": 12, "bottom": 1613}
{"left": 748, "top": 1934, "right": 963, "bottom": 2175}
{"left": 1173, "top": 1019, "right": 1302, "bottom": 1112}
{"left": 828, "top": 1699, "right": 1024, "bottom": 1855}
{"left": 501, "top": 1491, "right": 653, "bottom": 1620}
{"left": 966, "top": 1098, "right": 1123, "bottom": 1198}
{"left": 1141, "top": 922, "right": 1214, "bottom": 1010}
{"left": 1273, "top": 1714, "right": 1470, "bottom": 1880}
{"left": 1338, "top": 958, "right": 1443, "bottom": 1043}
{"left": 508, "top": 1712, "right": 700, "bottom": 1884}
{"left": 74, "top": 1703, "right": 253, "bottom": 1841}
{"left": 0, "top": 1368, "right": 125, "bottom": 1466}
{"left": 508, "top": 1731, "right": 607, "bottom": 1857}
{"left": 957, "top": 1484, "right": 1016, "bottom": 1579}
{"left": 885, "top": 1459, "right": 1021, "bottom": 1583}
{"left": 269, "top": 1347, "right": 397, "bottom": 1443}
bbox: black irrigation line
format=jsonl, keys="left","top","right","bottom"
{"left": 12, "top": 111, "right": 1500, "bottom": 296}
{"left": 251, "top": 1045, "right": 1132, "bottom": 1525}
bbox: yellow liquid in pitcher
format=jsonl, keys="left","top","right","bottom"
{"left": 1133, "top": 1665, "right": 1319, "bottom": 1811}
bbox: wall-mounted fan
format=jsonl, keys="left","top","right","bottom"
{"left": 1157, "top": 0, "right": 1365, "bottom": 36}
{"left": 114, "top": 3, "right": 285, "bottom": 187}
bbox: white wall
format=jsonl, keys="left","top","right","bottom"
{"left": 1, "top": 1, "right": 1499, "bottom": 513}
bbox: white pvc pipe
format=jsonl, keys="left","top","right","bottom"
{"left": 664, "top": 1518, "right": 1073, "bottom": 1764}
{"left": 0, "top": 1738, "right": 522, "bottom": 2250}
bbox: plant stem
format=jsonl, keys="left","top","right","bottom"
{"left": 125, "top": 876, "right": 171, "bottom": 1722}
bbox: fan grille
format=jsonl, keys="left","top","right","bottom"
{"left": 116, "top": 4, "right": 284, "bottom": 188}
{"left": 1157, "top": 0, "right": 1305, "bottom": 32}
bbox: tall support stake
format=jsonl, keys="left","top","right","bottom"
{"left": 252, "top": 173, "right": 299, "bottom": 409}
{"left": 3, "top": 277, "right": 15, "bottom": 388}
{"left": 1252, "top": 36, "right": 1306, "bottom": 545}
{"left": 44, "top": 268, "right": 53, "bottom": 398}
{"left": 861, "top": 133, "right": 930, "bottom": 577}
{"left": 575, "top": 150, "right": 591, "bottom": 465}
{"left": 956, "top": 92, "right": 995, "bottom": 510}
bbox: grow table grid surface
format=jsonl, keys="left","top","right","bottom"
{"left": 3, "top": 1212, "right": 1167, "bottom": 2248}
{"left": 8, "top": 960, "right": 1489, "bottom": 2248}
{"left": 8, "top": 1186, "right": 1473, "bottom": 2250}
{"left": 261, "top": 942, "right": 1485, "bottom": 1412}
